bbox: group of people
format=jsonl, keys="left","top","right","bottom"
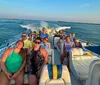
{"left": 0, "top": 27, "right": 50, "bottom": 85}
{"left": 56, "top": 33, "right": 82, "bottom": 69}
{"left": 0, "top": 26, "right": 83, "bottom": 85}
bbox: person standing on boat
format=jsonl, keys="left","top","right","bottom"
{"left": 21, "top": 33, "right": 32, "bottom": 53}
{"left": 60, "top": 36, "right": 74, "bottom": 68}
{"left": 40, "top": 27, "right": 49, "bottom": 38}
{"left": 27, "top": 37, "right": 48, "bottom": 85}
{"left": 0, "top": 40, "right": 26, "bottom": 85}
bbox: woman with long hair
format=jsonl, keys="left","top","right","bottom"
{"left": 0, "top": 40, "right": 26, "bottom": 85}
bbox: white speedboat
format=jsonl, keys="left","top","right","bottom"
{"left": 0, "top": 27, "right": 100, "bottom": 85}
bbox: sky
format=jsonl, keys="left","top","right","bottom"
{"left": 0, "top": 0, "right": 100, "bottom": 23}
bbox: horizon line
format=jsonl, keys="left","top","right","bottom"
{"left": 0, "top": 17, "right": 100, "bottom": 25}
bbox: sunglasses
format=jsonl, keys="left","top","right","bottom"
{"left": 22, "top": 35, "right": 26, "bottom": 37}
{"left": 22, "top": 36, "right": 26, "bottom": 37}
{"left": 35, "top": 41, "right": 40, "bottom": 44}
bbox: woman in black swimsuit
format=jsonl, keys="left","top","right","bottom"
{"left": 27, "top": 37, "right": 48, "bottom": 85}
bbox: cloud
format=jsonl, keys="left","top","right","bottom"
{"left": 80, "top": 4, "right": 91, "bottom": 8}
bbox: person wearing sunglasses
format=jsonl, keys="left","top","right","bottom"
{"left": 27, "top": 37, "right": 48, "bottom": 85}
{"left": 40, "top": 37, "right": 50, "bottom": 49}
{"left": 21, "top": 33, "right": 32, "bottom": 53}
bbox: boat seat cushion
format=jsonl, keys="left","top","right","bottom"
{"left": 72, "top": 55, "right": 99, "bottom": 80}
{"left": 39, "top": 65, "right": 71, "bottom": 85}
{"left": 48, "top": 64, "right": 62, "bottom": 79}
{"left": 71, "top": 48, "right": 83, "bottom": 56}
{"left": 46, "top": 49, "right": 54, "bottom": 64}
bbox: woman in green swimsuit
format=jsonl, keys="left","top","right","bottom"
{"left": 0, "top": 40, "right": 26, "bottom": 85}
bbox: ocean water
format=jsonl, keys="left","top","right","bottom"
{"left": 0, "top": 19, "right": 100, "bottom": 49}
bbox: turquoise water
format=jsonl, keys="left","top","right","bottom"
{"left": 0, "top": 19, "right": 100, "bottom": 48}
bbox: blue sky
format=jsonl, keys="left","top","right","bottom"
{"left": 0, "top": 0, "right": 100, "bottom": 23}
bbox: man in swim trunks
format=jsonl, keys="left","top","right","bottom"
{"left": 27, "top": 37, "right": 48, "bottom": 85}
